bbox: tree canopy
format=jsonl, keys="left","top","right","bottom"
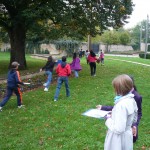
{"left": 129, "top": 20, "right": 150, "bottom": 50}
{"left": 99, "top": 29, "right": 130, "bottom": 44}
{"left": 0, "top": 0, "right": 134, "bottom": 69}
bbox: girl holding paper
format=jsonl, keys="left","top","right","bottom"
{"left": 97, "top": 75, "right": 142, "bottom": 143}
{"left": 102, "top": 74, "right": 138, "bottom": 150}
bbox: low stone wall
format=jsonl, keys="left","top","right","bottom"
{"left": 100, "top": 44, "right": 133, "bottom": 52}
{"left": 80, "top": 43, "right": 133, "bottom": 53}
{"left": 0, "top": 42, "right": 133, "bottom": 54}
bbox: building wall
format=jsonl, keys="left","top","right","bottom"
{"left": 40, "top": 44, "right": 60, "bottom": 54}
{"left": 100, "top": 44, "right": 133, "bottom": 52}
{"left": 80, "top": 42, "right": 133, "bottom": 53}
{"left": 140, "top": 42, "right": 150, "bottom": 52}
{"left": 40, "top": 44, "right": 67, "bottom": 57}
{"left": 0, "top": 43, "right": 67, "bottom": 57}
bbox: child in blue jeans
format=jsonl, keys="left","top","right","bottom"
{"left": 54, "top": 56, "right": 71, "bottom": 101}
{"left": 40, "top": 56, "right": 56, "bottom": 92}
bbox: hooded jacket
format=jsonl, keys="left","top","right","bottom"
{"left": 56, "top": 62, "right": 71, "bottom": 77}
{"left": 7, "top": 69, "right": 24, "bottom": 88}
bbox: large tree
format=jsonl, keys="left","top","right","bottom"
{"left": 0, "top": 0, "right": 133, "bottom": 69}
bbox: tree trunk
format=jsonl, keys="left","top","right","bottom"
{"left": 106, "top": 44, "right": 109, "bottom": 53}
{"left": 88, "top": 35, "right": 91, "bottom": 51}
{"left": 8, "top": 23, "right": 27, "bottom": 70}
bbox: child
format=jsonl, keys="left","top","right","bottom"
{"left": 101, "top": 74, "right": 138, "bottom": 150}
{"left": 0, "top": 61, "right": 24, "bottom": 111}
{"left": 96, "top": 75, "right": 142, "bottom": 143}
{"left": 70, "top": 52, "right": 82, "bottom": 78}
{"left": 40, "top": 56, "right": 56, "bottom": 92}
{"left": 54, "top": 56, "right": 71, "bottom": 101}
{"left": 87, "top": 50, "right": 98, "bottom": 76}
{"left": 99, "top": 51, "right": 104, "bottom": 65}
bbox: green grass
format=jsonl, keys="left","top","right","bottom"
{"left": 0, "top": 53, "right": 150, "bottom": 150}
{"left": 106, "top": 55, "right": 150, "bottom": 65}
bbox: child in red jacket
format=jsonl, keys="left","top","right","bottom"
{"left": 54, "top": 56, "right": 71, "bottom": 101}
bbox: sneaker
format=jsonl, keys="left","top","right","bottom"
{"left": 43, "top": 83, "right": 47, "bottom": 86}
{"left": 0, "top": 106, "right": 2, "bottom": 111}
{"left": 44, "top": 88, "right": 48, "bottom": 92}
{"left": 54, "top": 99, "right": 57, "bottom": 102}
{"left": 18, "top": 105, "right": 25, "bottom": 108}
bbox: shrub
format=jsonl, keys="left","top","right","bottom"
{"left": 139, "top": 53, "right": 150, "bottom": 59}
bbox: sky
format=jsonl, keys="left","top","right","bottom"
{"left": 124, "top": 0, "right": 150, "bottom": 29}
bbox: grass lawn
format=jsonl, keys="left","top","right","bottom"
{"left": 0, "top": 52, "right": 150, "bottom": 150}
{"left": 106, "top": 55, "right": 150, "bottom": 65}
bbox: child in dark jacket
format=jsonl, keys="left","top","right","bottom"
{"left": 54, "top": 56, "right": 71, "bottom": 101}
{"left": 40, "top": 56, "right": 56, "bottom": 92}
{"left": 0, "top": 61, "right": 24, "bottom": 111}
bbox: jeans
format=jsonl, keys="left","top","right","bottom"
{"left": 54, "top": 76, "right": 70, "bottom": 100}
{"left": 89, "top": 62, "right": 96, "bottom": 76}
{"left": 74, "top": 70, "right": 79, "bottom": 78}
{"left": 0, "top": 86, "right": 22, "bottom": 107}
{"left": 101, "top": 58, "right": 104, "bottom": 64}
{"left": 45, "top": 71, "right": 52, "bottom": 88}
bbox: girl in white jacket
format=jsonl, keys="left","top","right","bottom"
{"left": 104, "top": 74, "right": 138, "bottom": 150}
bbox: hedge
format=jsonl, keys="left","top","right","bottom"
{"left": 139, "top": 53, "right": 150, "bottom": 59}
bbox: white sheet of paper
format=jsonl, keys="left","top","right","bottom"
{"left": 82, "top": 109, "right": 111, "bottom": 119}
{"left": 24, "top": 82, "right": 31, "bottom": 85}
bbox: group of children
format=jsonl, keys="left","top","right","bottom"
{"left": 41, "top": 52, "right": 82, "bottom": 94}
{"left": 0, "top": 53, "right": 82, "bottom": 110}
{"left": 0, "top": 52, "right": 142, "bottom": 150}
{"left": 0, "top": 49, "right": 104, "bottom": 109}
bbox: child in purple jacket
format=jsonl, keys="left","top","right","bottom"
{"left": 70, "top": 52, "right": 82, "bottom": 78}
{"left": 96, "top": 75, "right": 142, "bottom": 143}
